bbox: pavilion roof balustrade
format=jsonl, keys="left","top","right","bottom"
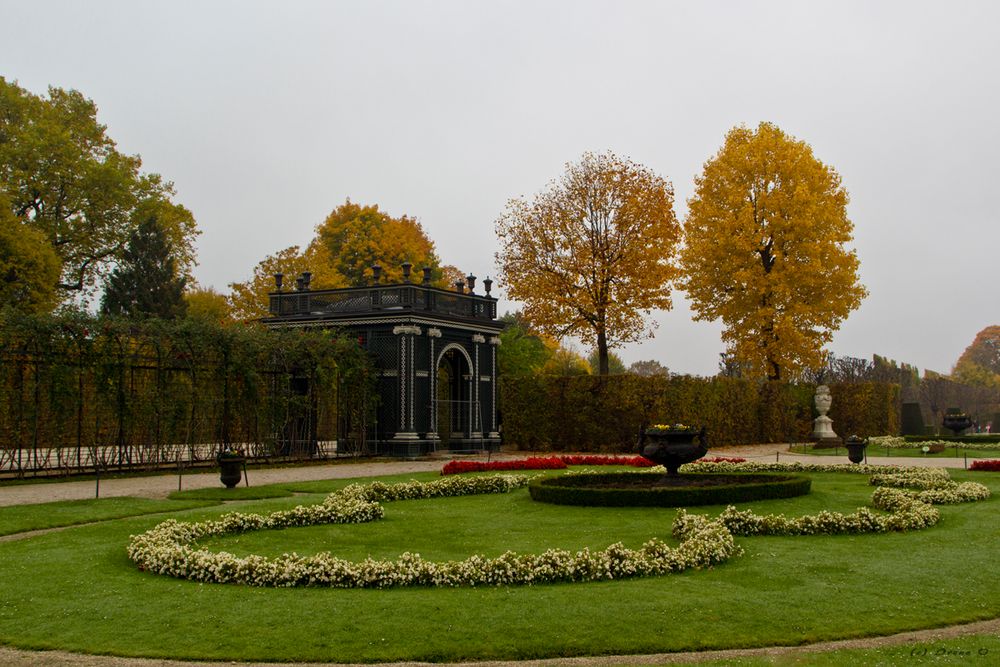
{"left": 267, "top": 283, "right": 497, "bottom": 322}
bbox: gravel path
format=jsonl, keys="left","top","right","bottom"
{"left": 0, "top": 446, "right": 993, "bottom": 665}
{"left": 0, "top": 459, "right": 449, "bottom": 507}
{"left": 0, "top": 445, "right": 973, "bottom": 508}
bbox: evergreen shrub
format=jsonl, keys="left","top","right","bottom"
{"left": 528, "top": 472, "right": 812, "bottom": 507}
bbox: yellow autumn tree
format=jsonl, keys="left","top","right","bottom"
{"left": 184, "top": 286, "right": 234, "bottom": 324}
{"left": 952, "top": 326, "right": 1000, "bottom": 388}
{"left": 227, "top": 244, "right": 343, "bottom": 321}
{"left": 228, "top": 200, "right": 459, "bottom": 321}
{"left": 680, "top": 122, "right": 867, "bottom": 381}
{"left": 495, "top": 151, "right": 681, "bottom": 375}
{"left": 314, "top": 200, "right": 457, "bottom": 286}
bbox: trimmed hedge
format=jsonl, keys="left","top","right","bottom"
{"left": 500, "top": 375, "right": 899, "bottom": 451}
{"left": 528, "top": 472, "right": 812, "bottom": 507}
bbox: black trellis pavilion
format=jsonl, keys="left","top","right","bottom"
{"left": 262, "top": 264, "right": 503, "bottom": 457}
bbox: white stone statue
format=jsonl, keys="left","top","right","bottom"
{"left": 812, "top": 385, "right": 840, "bottom": 443}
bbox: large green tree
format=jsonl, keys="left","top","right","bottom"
{"left": 0, "top": 77, "right": 198, "bottom": 302}
{"left": 588, "top": 349, "right": 626, "bottom": 375}
{"left": 497, "top": 311, "right": 554, "bottom": 376}
{"left": 680, "top": 122, "right": 867, "bottom": 381}
{"left": 495, "top": 151, "right": 681, "bottom": 375}
{"left": 100, "top": 216, "right": 187, "bottom": 319}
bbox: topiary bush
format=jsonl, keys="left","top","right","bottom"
{"left": 900, "top": 402, "right": 925, "bottom": 436}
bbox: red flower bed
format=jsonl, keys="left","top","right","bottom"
{"left": 558, "top": 455, "right": 656, "bottom": 467}
{"left": 441, "top": 457, "right": 567, "bottom": 475}
{"left": 969, "top": 459, "right": 1000, "bottom": 471}
{"left": 441, "top": 454, "right": 747, "bottom": 475}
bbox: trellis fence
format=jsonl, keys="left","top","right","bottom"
{"left": 0, "top": 313, "right": 374, "bottom": 478}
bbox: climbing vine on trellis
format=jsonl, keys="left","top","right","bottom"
{"left": 0, "top": 311, "right": 375, "bottom": 476}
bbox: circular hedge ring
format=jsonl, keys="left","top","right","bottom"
{"left": 528, "top": 472, "right": 812, "bottom": 507}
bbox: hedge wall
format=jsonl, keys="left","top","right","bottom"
{"left": 499, "top": 375, "right": 899, "bottom": 452}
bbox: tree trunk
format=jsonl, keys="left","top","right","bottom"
{"left": 597, "top": 328, "right": 609, "bottom": 376}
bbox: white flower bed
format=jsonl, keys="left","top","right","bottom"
{"left": 868, "top": 470, "right": 953, "bottom": 489}
{"left": 872, "top": 482, "right": 991, "bottom": 506}
{"left": 868, "top": 435, "right": 1000, "bottom": 451}
{"left": 129, "top": 463, "right": 992, "bottom": 588}
{"left": 674, "top": 462, "right": 989, "bottom": 537}
{"left": 128, "top": 474, "right": 740, "bottom": 588}
{"left": 681, "top": 460, "right": 919, "bottom": 475}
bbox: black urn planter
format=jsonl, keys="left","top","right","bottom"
{"left": 638, "top": 427, "right": 708, "bottom": 476}
{"left": 844, "top": 435, "right": 867, "bottom": 464}
{"left": 942, "top": 413, "right": 972, "bottom": 437}
{"left": 218, "top": 456, "right": 245, "bottom": 488}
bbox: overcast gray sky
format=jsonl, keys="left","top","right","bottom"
{"left": 3, "top": 0, "right": 998, "bottom": 376}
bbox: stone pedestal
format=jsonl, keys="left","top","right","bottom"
{"left": 812, "top": 385, "right": 841, "bottom": 445}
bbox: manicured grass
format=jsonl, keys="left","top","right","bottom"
{"left": 0, "top": 497, "right": 215, "bottom": 536}
{"left": 168, "top": 486, "right": 294, "bottom": 501}
{"left": 279, "top": 470, "right": 443, "bottom": 494}
{"left": 693, "top": 634, "right": 1000, "bottom": 665}
{"left": 0, "top": 469, "right": 998, "bottom": 663}
{"left": 789, "top": 444, "right": 994, "bottom": 459}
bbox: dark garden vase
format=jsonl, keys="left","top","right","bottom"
{"left": 638, "top": 428, "right": 708, "bottom": 476}
{"left": 942, "top": 413, "right": 972, "bottom": 437}
{"left": 844, "top": 436, "right": 867, "bottom": 464}
{"left": 218, "top": 456, "right": 245, "bottom": 488}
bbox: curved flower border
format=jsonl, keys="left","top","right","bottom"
{"left": 128, "top": 464, "right": 991, "bottom": 588}
{"left": 676, "top": 462, "right": 990, "bottom": 537}
{"left": 869, "top": 435, "right": 1000, "bottom": 451}
{"left": 128, "top": 474, "right": 740, "bottom": 588}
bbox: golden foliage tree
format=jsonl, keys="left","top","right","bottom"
{"left": 227, "top": 200, "right": 458, "bottom": 321}
{"left": 495, "top": 151, "right": 681, "bottom": 375}
{"left": 227, "top": 244, "right": 341, "bottom": 321}
{"left": 952, "top": 326, "right": 1000, "bottom": 388}
{"left": 314, "top": 200, "right": 455, "bottom": 286}
{"left": 185, "top": 286, "right": 234, "bottom": 324}
{"left": 0, "top": 192, "right": 61, "bottom": 313}
{"left": 680, "top": 122, "right": 867, "bottom": 381}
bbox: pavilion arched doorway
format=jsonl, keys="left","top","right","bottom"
{"left": 435, "top": 345, "right": 473, "bottom": 450}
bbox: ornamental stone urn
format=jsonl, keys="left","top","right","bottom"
{"left": 217, "top": 454, "right": 245, "bottom": 488}
{"left": 812, "top": 385, "right": 841, "bottom": 446}
{"left": 942, "top": 409, "right": 972, "bottom": 437}
{"left": 844, "top": 435, "right": 867, "bottom": 464}
{"left": 638, "top": 426, "right": 708, "bottom": 476}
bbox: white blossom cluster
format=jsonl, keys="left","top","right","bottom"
{"left": 673, "top": 465, "right": 989, "bottom": 538}
{"left": 127, "top": 474, "right": 740, "bottom": 588}
{"left": 681, "top": 461, "right": 912, "bottom": 475}
{"left": 868, "top": 435, "right": 1000, "bottom": 451}
{"left": 868, "top": 469, "right": 954, "bottom": 489}
{"left": 867, "top": 469, "right": 991, "bottom": 503}
{"left": 872, "top": 482, "right": 991, "bottom": 506}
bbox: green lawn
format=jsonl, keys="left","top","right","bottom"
{"left": 0, "top": 497, "right": 215, "bottom": 536}
{"left": 0, "top": 468, "right": 998, "bottom": 663}
{"left": 789, "top": 444, "right": 998, "bottom": 459}
{"left": 692, "top": 634, "right": 1000, "bottom": 665}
